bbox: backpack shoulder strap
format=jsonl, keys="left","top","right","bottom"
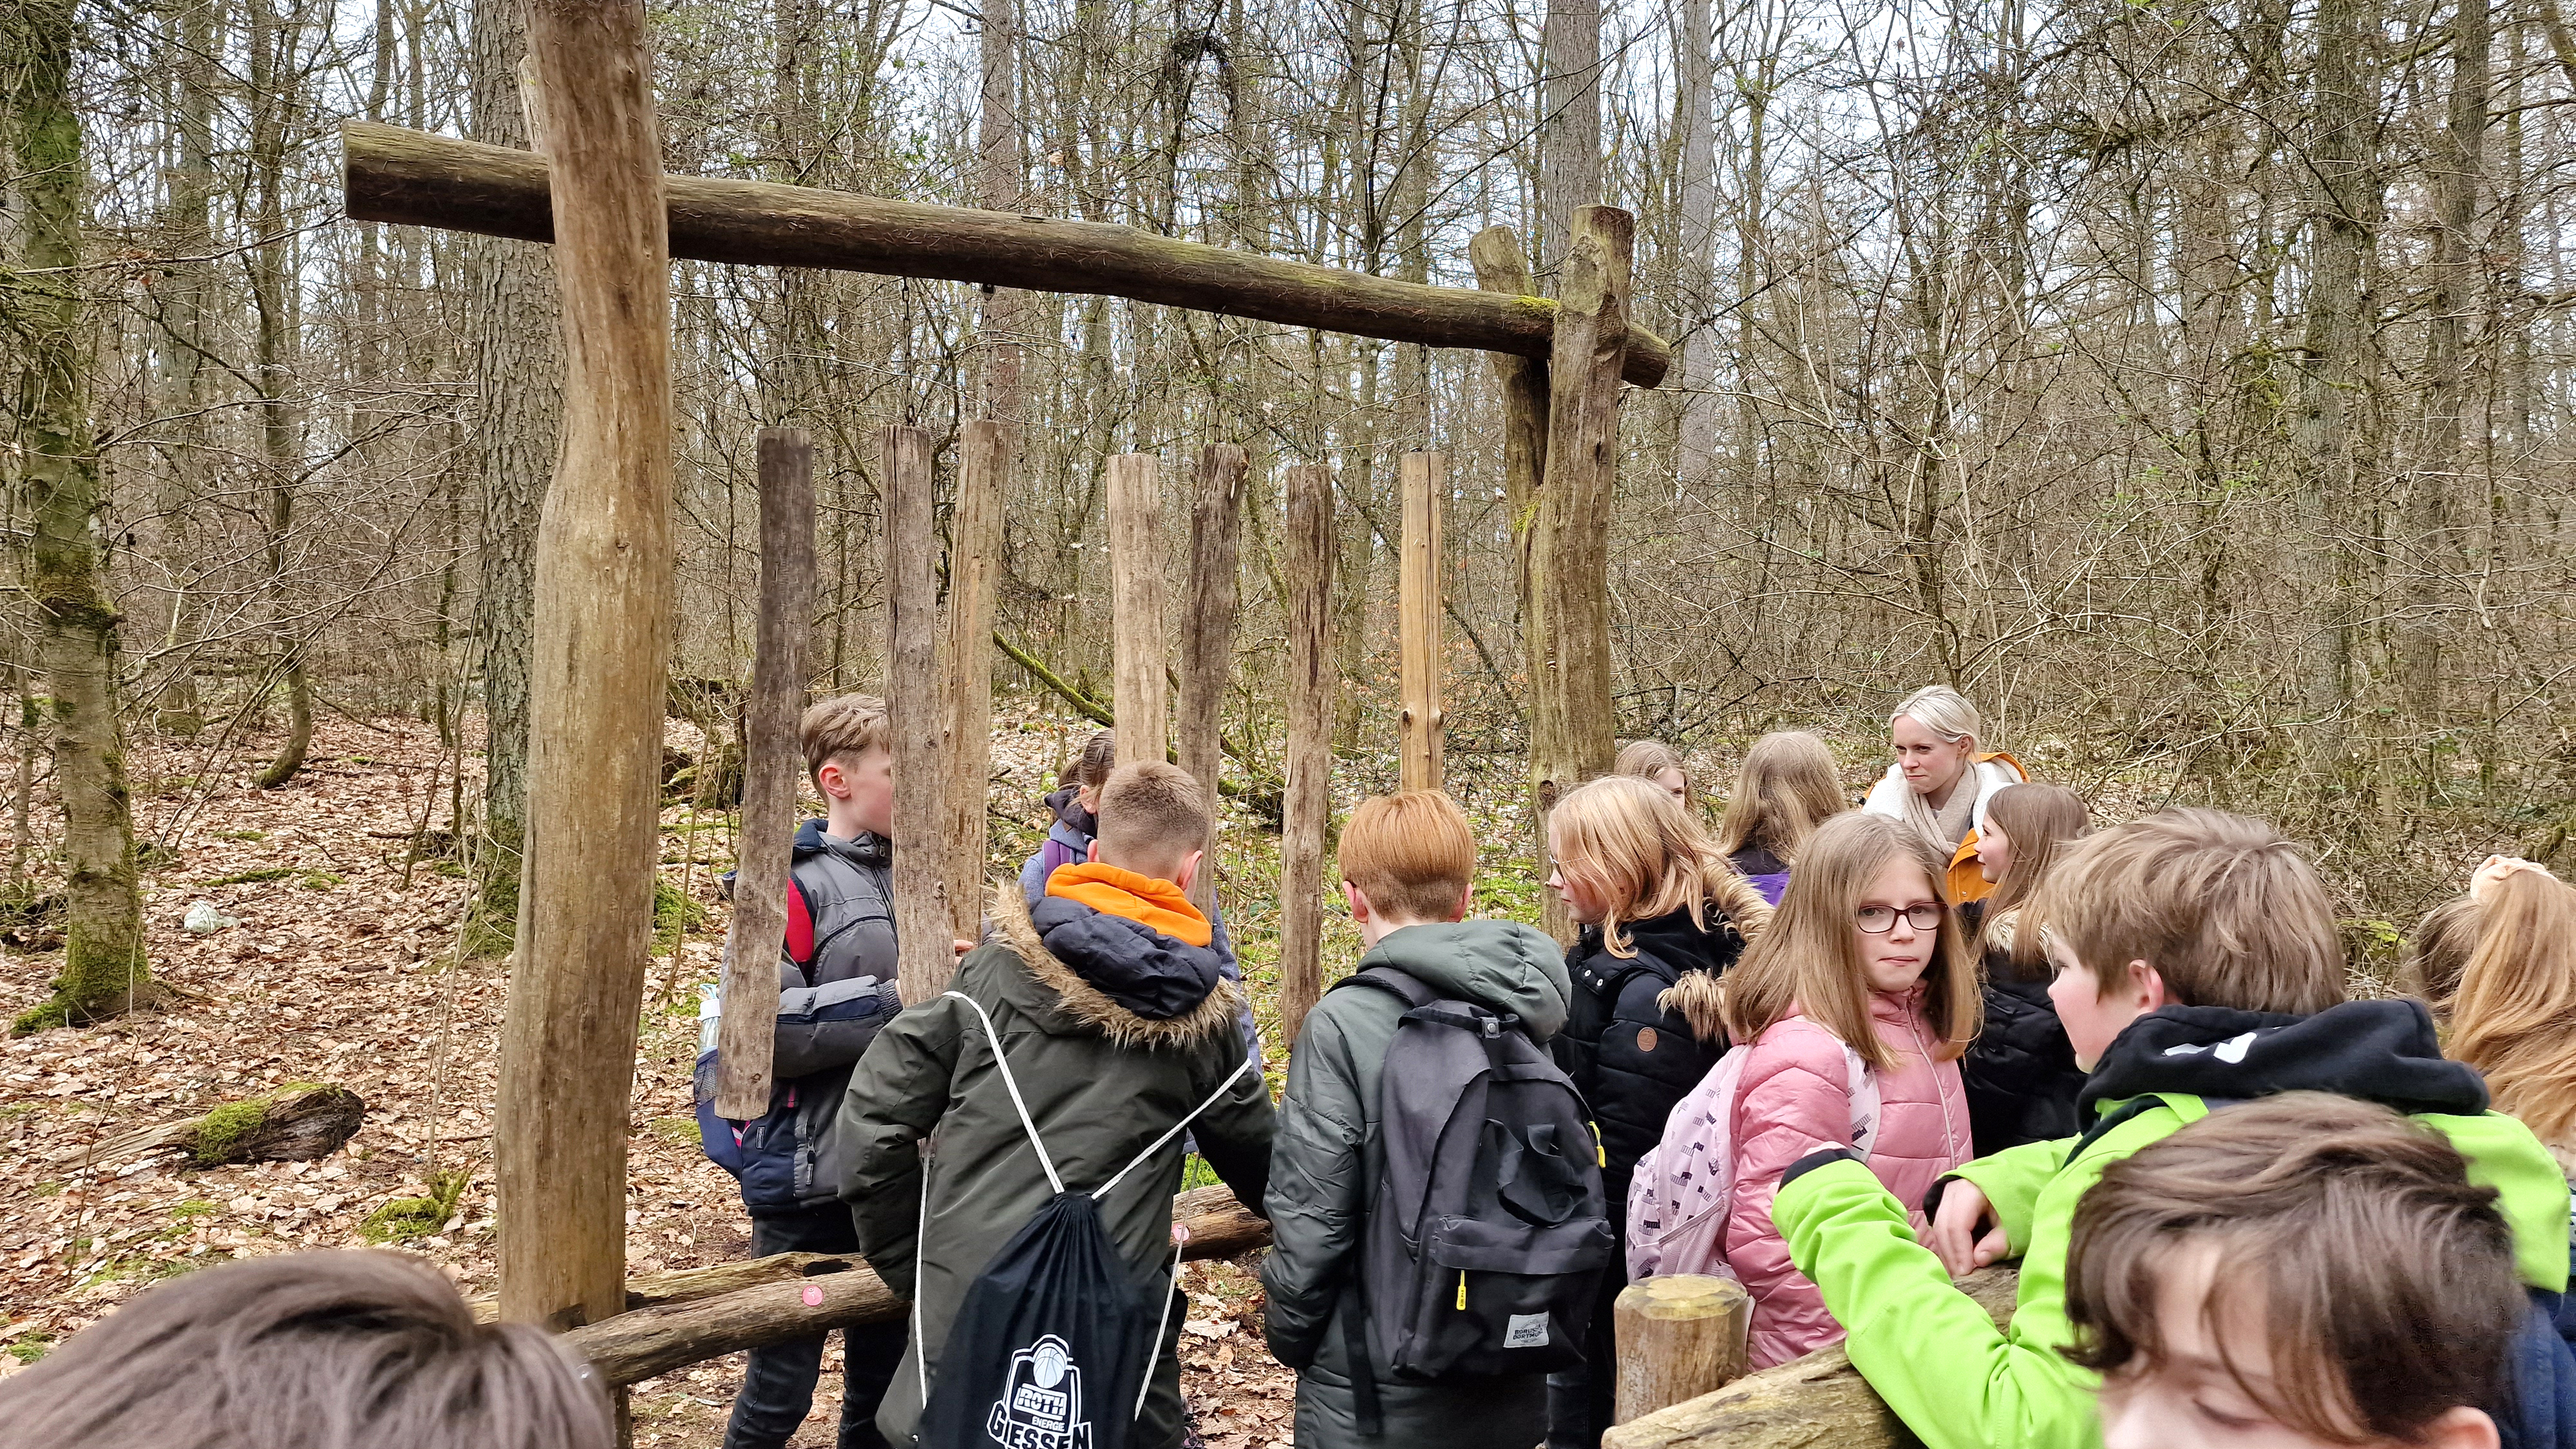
{"left": 943, "top": 989, "right": 1065, "bottom": 1195}
{"left": 1841, "top": 1044, "right": 1883, "bottom": 1161}
{"left": 1090, "top": 1052, "right": 1256, "bottom": 1202}
{"left": 1334, "top": 965, "right": 1441, "bottom": 1010}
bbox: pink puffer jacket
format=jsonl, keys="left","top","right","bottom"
{"left": 1723, "top": 984, "right": 1970, "bottom": 1368}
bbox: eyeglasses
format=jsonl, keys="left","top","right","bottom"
{"left": 1855, "top": 902, "right": 1943, "bottom": 934}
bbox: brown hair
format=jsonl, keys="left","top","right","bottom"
{"left": 1615, "top": 740, "right": 1690, "bottom": 804}
{"left": 2447, "top": 869, "right": 2576, "bottom": 1154}
{"left": 2029, "top": 808, "right": 2343, "bottom": 1014}
{"left": 1974, "top": 784, "right": 2090, "bottom": 980}
{"left": 1714, "top": 731, "right": 1846, "bottom": 865}
{"left": 1073, "top": 729, "right": 1118, "bottom": 790}
{"left": 1719, "top": 811, "right": 1980, "bottom": 1069}
{"left": 2064, "top": 1093, "right": 2520, "bottom": 1445}
{"left": 0, "top": 1250, "right": 616, "bottom": 1449}
{"left": 1551, "top": 774, "right": 1771, "bottom": 960}
{"left": 1093, "top": 761, "right": 1210, "bottom": 876}
{"left": 799, "top": 693, "right": 888, "bottom": 788}
{"left": 2408, "top": 896, "right": 2483, "bottom": 1016}
{"left": 1339, "top": 790, "right": 1477, "bottom": 923}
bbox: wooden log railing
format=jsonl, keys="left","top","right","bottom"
{"left": 339, "top": 121, "right": 1672, "bottom": 390}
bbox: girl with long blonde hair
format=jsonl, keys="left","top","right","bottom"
{"left": 1541, "top": 773, "right": 1770, "bottom": 1446}
{"left": 1712, "top": 811, "right": 1978, "bottom": 1368}
{"left": 1715, "top": 731, "right": 1848, "bottom": 906}
{"left": 2418, "top": 857, "right": 2576, "bottom": 1174}
{"left": 1955, "top": 783, "right": 2092, "bottom": 1155}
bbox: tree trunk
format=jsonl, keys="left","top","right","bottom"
{"left": 4, "top": 0, "right": 152, "bottom": 1034}
{"left": 494, "top": 0, "right": 674, "bottom": 1332}
{"left": 977, "top": 0, "right": 1025, "bottom": 423}
{"left": 466, "top": 0, "right": 564, "bottom": 936}
{"left": 1538, "top": 0, "right": 1603, "bottom": 278}
{"left": 1176, "top": 445, "right": 1248, "bottom": 916}
{"left": 881, "top": 426, "right": 953, "bottom": 1006}
{"left": 1673, "top": 0, "right": 1720, "bottom": 487}
{"left": 248, "top": 0, "right": 313, "bottom": 792}
{"left": 943, "top": 423, "right": 1006, "bottom": 942}
{"left": 1278, "top": 463, "right": 1336, "bottom": 1052}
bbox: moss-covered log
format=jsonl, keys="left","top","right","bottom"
{"left": 49, "top": 1084, "right": 366, "bottom": 1172}
{"left": 340, "top": 120, "right": 1673, "bottom": 389}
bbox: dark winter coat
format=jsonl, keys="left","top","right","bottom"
{"left": 700, "top": 820, "right": 906, "bottom": 1215}
{"left": 837, "top": 885, "right": 1274, "bottom": 1449}
{"left": 1552, "top": 907, "right": 1749, "bottom": 1209}
{"left": 1258, "top": 919, "right": 1571, "bottom": 1448}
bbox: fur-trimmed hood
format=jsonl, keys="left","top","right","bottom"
{"left": 985, "top": 884, "right": 1240, "bottom": 1051}
{"left": 1659, "top": 967, "right": 1729, "bottom": 1043}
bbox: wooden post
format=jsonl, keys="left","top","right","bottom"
{"left": 1613, "top": 1275, "right": 1752, "bottom": 1426}
{"left": 713, "top": 430, "right": 814, "bottom": 1120}
{"left": 1469, "top": 227, "right": 1564, "bottom": 941}
{"left": 1279, "top": 462, "right": 1335, "bottom": 1051}
{"left": 942, "top": 421, "right": 1008, "bottom": 941}
{"left": 494, "top": 0, "right": 672, "bottom": 1333}
{"left": 882, "top": 425, "right": 950, "bottom": 1004}
{"left": 1397, "top": 450, "right": 1445, "bottom": 793}
{"left": 1529, "top": 205, "right": 1631, "bottom": 943}
{"left": 1106, "top": 453, "right": 1169, "bottom": 771}
{"left": 1176, "top": 444, "right": 1248, "bottom": 914}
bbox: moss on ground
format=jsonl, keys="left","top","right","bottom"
{"left": 190, "top": 1081, "right": 327, "bottom": 1165}
{"left": 653, "top": 878, "right": 710, "bottom": 954}
{"left": 199, "top": 865, "right": 298, "bottom": 886}
{"left": 360, "top": 1169, "right": 467, "bottom": 1244}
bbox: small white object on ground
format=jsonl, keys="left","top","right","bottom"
{"left": 184, "top": 900, "right": 239, "bottom": 934}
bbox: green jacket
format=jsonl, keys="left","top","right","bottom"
{"left": 1257, "top": 918, "right": 1570, "bottom": 1446}
{"left": 1771, "top": 1001, "right": 2575, "bottom": 1449}
{"left": 837, "top": 887, "right": 1275, "bottom": 1448}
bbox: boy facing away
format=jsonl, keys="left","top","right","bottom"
{"left": 1764, "top": 808, "right": 2573, "bottom": 1449}
{"left": 716, "top": 694, "right": 912, "bottom": 1449}
{"left": 1260, "top": 790, "right": 1572, "bottom": 1448}
{"left": 2063, "top": 1092, "right": 2528, "bottom": 1449}
{"left": 837, "top": 761, "right": 1274, "bottom": 1449}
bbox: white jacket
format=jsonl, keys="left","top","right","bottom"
{"left": 1860, "top": 755, "right": 2026, "bottom": 838}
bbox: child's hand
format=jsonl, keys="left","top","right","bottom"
{"left": 2469, "top": 855, "right": 2555, "bottom": 904}
{"left": 1929, "top": 1180, "right": 2009, "bottom": 1279}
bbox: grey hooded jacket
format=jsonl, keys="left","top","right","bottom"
{"left": 1258, "top": 918, "right": 1572, "bottom": 1448}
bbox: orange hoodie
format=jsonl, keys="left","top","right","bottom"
{"left": 1044, "top": 861, "right": 1213, "bottom": 947}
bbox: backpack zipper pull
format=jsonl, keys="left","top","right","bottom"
{"left": 1456, "top": 1271, "right": 1468, "bottom": 1310}
{"left": 1592, "top": 1122, "right": 1605, "bottom": 1167}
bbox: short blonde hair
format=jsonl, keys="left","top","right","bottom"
{"left": 800, "top": 694, "right": 888, "bottom": 788}
{"left": 1094, "top": 761, "right": 1210, "bottom": 874}
{"left": 1615, "top": 740, "right": 1689, "bottom": 802}
{"left": 1715, "top": 731, "right": 1846, "bottom": 863}
{"left": 2031, "top": 808, "right": 2343, "bottom": 1014}
{"left": 1551, "top": 774, "right": 1770, "bottom": 960}
{"left": 1339, "top": 790, "right": 1477, "bottom": 922}
{"left": 1721, "top": 812, "right": 1979, "bottom": 1068}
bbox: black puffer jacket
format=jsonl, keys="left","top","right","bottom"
{"left": 1553, "top": 906, "right": 1752, "bottom": 1206}
{"left": 1957, "top": 904, "right": 2088, "bottom": 1156}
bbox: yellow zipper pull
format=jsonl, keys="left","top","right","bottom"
{"left": 1593, "top": 1122, "right": 1606, "bottom": 1167}
{"left": 1456, "top": 1271, "right": 1468, "bottom": 1309}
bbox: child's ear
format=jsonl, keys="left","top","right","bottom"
{"left": 1085, "top": 841, "right": 1101, "bottom": 864}
{"left": 1175, "top": 850, "right": 1203, "bottom": 894}
{"left": 1450, "top": 882, "right": 1472, "bottom": 922}
{"left": 1342, "top": 881, "right": 1372, "bottom": 923}
{"left": 816, "top": 760, "right": 848, "bottom": 800}
{"left": 2417, "top": 1407, "right": 2501, "bottom": 1449}
{"left": 2129, "top": 961, "right": 2178, "bottom": 1011}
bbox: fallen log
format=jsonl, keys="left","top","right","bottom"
{"left": 1601, "top": 1267, "right": 2021, "bottom": 1449}
{"left": 340, "top": 121, "right": 1672, "bottom": 390}
{"left": 49, "top": 1084, "right": 365, "bottom": 1172}
{"left": 561, "top": 1184, "right": 1270, "bottom": 1386}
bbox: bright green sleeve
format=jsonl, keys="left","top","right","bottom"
{"left": 2424, "top": 1109, "right": 2573, "bottom": 1291}
{"left": 1773, "top": 1157, "right": 2106, "bottom": 1449}
{"left": 1945, "top": 1134, "right": 2072, "bottom": 1255}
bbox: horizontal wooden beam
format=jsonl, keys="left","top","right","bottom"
{"left": 559, "top": 1184, "right": 1271, "bottom": 1386}
{"left": 341, "top": 121, "right": 1670, "bottom": 389}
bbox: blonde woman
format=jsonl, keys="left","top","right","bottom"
{"left": 1860, "top": 685, "right": 2029, "bottom": 904}
{"left": 2415, "top": 856, "right": 2576, "bottom": 1177}
{"left": 1715, "top": 731, "right": 1848, "bottom": 906}
{"left": 1541, "top": 773, "right": 1770, "bottom": 1448}
{"left": 1715, "top": 812, "right": 1978, "bottom": 1368}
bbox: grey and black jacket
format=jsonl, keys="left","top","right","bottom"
{"left": 699, "top": 819, "right": 907, "bottom": 1216}
{"left": 1259, "top": 919, "right": 1570, "bottom": 1447}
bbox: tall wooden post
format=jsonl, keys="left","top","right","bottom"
{"left": 1530, "top": 206, "right": 1631, "bottom": 943}
{"left": 495, "top": 0, "right": 672, "bottom": 1332}
{"left": 1279, "top": 463, "right": 1336, "bottom": 1051}
{"left": 712, "top": 430, "right": 814, "bottom": 1120}
{"left": 1398, "top": 450, "right": 1445, "bottom": 793}
{"left": 882, "top": 425, "right": 950, "bottom": 1004}
{"left": 943, "top": 421, "right": 1008, "bottom": 940}
{"left": 1177, "top": 444, "right": 1248, "bottom": 914}
{"left": 1469, "top": 227, "right": 1564, "bottom": 940}
{"left": 1106, "top": 453, "right": 1168, "bottom": 771}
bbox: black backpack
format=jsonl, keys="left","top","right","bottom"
{"left": 1337, "top": 966, "right": 1615, "bottom": 1430}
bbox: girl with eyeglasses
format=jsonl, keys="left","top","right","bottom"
{"left": 1711, "top": 812, "right": 1980, "bottom": 1368}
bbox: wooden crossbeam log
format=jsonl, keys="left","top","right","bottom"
{"left": 340, "top": 121, "right": 1670, "bottom": 389}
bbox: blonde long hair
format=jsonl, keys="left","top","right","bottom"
{"left": 1720, "top": 812, "right": 1981, "bottom": 1069}
{"left": 2447, "top": 871, "right": 2576, "bottom": 1155}
{"left": 1715, "top": 731, "right": 1847, "bottom": 864}
{"left": 1551, "top": 774, "right": 1770, "bottom": 959}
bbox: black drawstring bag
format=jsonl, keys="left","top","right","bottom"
{"left": 914, "top": 991, "right": 1250, "bottom": 1449}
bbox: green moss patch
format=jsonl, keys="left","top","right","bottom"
{"left": 653, "top": 879, "right": 710, "bottom": 954}
{"left": 190, "top": 1081, "right": 328, "bottom": 1165}
{"left": 199, "top": 865, "right": 297, "bottom": 887}
{"left": 359, "top": 1169, "right": 467, "bottom": 1245}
